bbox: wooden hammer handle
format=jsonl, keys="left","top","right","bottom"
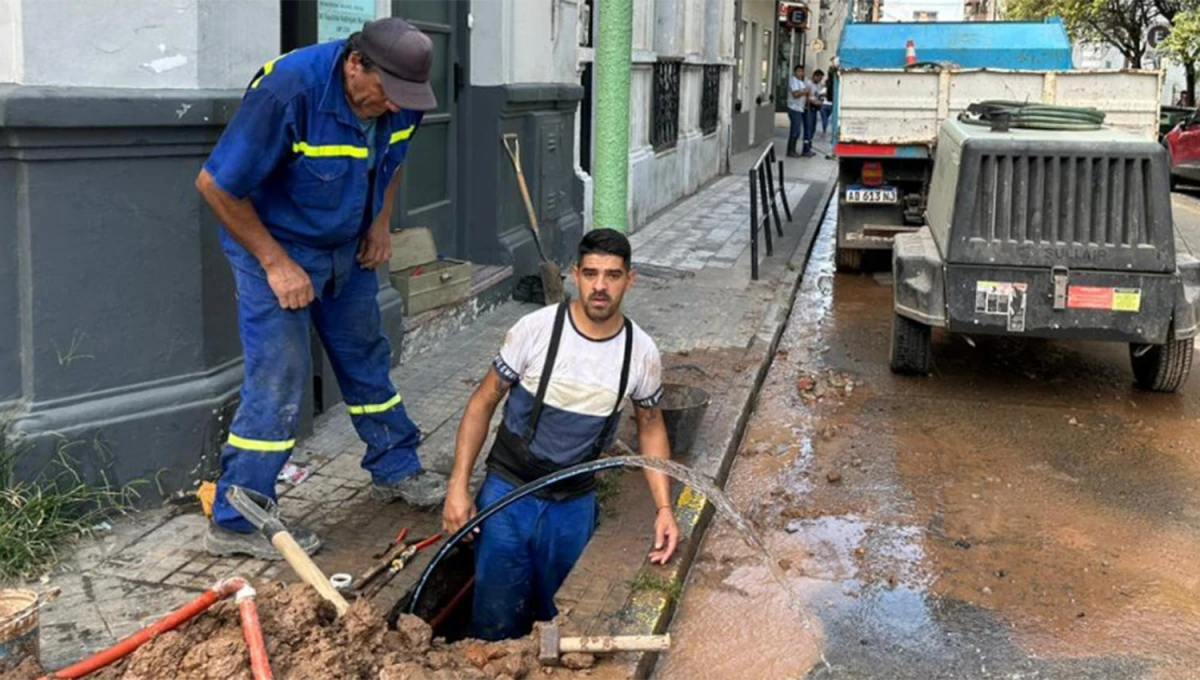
{"left": 560, "top": 634, "right": 671, "bottom": 654}
{"left": 271, "top": 531, "right": 350, "bottom": 616}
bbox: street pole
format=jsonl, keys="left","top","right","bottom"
{"left": 592, "top": 0, "right": 633, "bottom": 233}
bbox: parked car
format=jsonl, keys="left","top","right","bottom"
{"left": 1160, "top": 105, "right": 1195, "bottom": 143}
{"left": 1166, "top": 108, "right": 1200, "bottom": 190}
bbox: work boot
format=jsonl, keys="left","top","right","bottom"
{"left": 372, "top": 469, "right": 448, "bottom": 506}
{"left": 204, "top": 522, "right": 321, "bottom": 560}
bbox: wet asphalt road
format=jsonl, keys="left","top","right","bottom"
{"left": 658, "top": 189, "right": 1200, "bottom": 680}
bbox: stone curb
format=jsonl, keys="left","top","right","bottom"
{"left": 615, "top": 175, "right": 838, "bottom": 679}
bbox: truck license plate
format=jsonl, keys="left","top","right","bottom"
{"left": 845, "top": 186, "right": 897, "bottom": 204}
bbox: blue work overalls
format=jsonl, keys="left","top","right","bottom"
{"left": 202, "top": 39, "right": 426, "bottom": 533}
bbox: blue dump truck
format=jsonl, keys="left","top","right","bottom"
{"left": 831, "top": 19, "right": 1161, "bottom": 270}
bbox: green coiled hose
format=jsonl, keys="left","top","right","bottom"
{"left": 959, "top": 101, "right": 1108, "bottom": 131}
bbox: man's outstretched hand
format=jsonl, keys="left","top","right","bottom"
{"left": 649, "top": 507, "right": 679, "bottom": 565}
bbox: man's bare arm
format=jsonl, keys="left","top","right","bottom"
{"left": 443, "top": 367, "right": 511, "bottom": 534}
{"left": 635, "top": 405, "right": 673, "bottom": 510}
{"left": 636, "top": 404, "right": 679, "bottom": 564}
{"left": 195, "top": 168, "right": 313, "bottom": 309}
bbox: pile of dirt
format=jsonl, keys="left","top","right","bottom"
{"left": 3, "top": 583, "right": 595, "bottom": 680}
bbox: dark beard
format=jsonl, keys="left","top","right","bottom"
{"left": 583, "top": 298, "right": 618, "bottom": 322}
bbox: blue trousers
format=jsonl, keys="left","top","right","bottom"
{"left": 787, "top": 109, "right": 803, "bottom": 141}
{"left": 471, "top": 474, "right": 597, "bottom": 640}
{"left": 802, "top": 109, "right": 817, "bottom": 154}
{"left": 212, "top": 261, "right": 423, "bottom": 533}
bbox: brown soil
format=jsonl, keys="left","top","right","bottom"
{"left": 4, "top": 583, "right": 595, "bottom": 680}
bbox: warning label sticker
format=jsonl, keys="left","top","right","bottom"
{"left": 975, "top": 281, "right": 1027, "bottom": 332}
{"left": 1067, "top": 286, "right": 1142, "bottom": 312}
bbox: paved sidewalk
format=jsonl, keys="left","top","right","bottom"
{"left": 32, "top": 128, "right": 837, "bottom": 672}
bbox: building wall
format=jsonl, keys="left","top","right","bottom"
{"left": 0, "top": 0, "right": 406, "bottom": 500}
{"left": 13, "top": 0, "right": 276, "bottom": 89}
{"left": 731, "top": 0, "right": 780, "bottom": 155}
{"left": 0, "top": 0, "right": 20, "bottom": 84}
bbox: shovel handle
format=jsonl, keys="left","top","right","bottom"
{"left": 270, "top": 531, "right": 350, "bottom": 616}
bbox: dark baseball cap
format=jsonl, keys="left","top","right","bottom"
{"left": 359, "top": 17, "right": 438, "bottom": 111}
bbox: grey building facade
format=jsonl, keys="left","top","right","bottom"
{"left": 0, "top": 0, "right": 582, "bottom": 500}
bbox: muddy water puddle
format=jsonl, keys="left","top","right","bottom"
{"left": 659, "top": 218, "right": 1200, "bottom": 679}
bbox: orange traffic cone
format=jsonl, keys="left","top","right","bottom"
{"left": 905, "top": 39, "right": 917, "bottom": 66}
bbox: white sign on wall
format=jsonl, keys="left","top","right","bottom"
{"left": 317, "top": 0, "right": 376, "bottom": 42}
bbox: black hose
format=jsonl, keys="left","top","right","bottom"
{"left": 405, "top": 457, "right": 631, "bottom": 615}
{"left": 959, "top": 101, "right": 1106, "bottom": 131}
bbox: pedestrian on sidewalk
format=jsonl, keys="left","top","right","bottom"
{"left": 442, "top": 229, "right": 680, "bottom": 641}
{"left": 802, "top": 70, "right": 826, "bottom": 157}
{"left": 787, "top": 65, "right": 809, "bottom": 158}
{"left": 195, "top": 17, "right": 449, "bottom": 559}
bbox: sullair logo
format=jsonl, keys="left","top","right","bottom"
{"left": 1013, "top": 243, "right": 1108, "bottom": 262}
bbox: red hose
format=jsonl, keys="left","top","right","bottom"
{"left": 41, "top": 577, "right": 248, "bottom": 680}
{"left": 427, "top": 576, "right": 474, "bottom": 631}
{"left": 236, "top": 586, "right": 273, "bottom": 680}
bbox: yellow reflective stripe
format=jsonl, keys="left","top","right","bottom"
{"left": 347, "top": 394, "right": 402, "bottom": 415}
{"left": 389, "top": 126, "right": 415, "bottom": 145}
{"left": 227, "top": 434, "right": 296, "bottom": 452}
{"left": 250, "top": 54, "right": 286, "bottom": 89}
{"left": 291, "top": 142, "right": 369, "bottom": 159}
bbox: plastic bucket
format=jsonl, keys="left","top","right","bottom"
{"left": 0, "top": 589, "right": 41, "bottom": 671}
{"left": 660, "top": 383, "right": 711, "bottom": 455}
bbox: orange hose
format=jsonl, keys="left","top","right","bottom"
{"left": 41, "top": 578, "right": 248, "bottom": 680}
{"left": 237, "top": 588, "right": 273, "bottom": 680}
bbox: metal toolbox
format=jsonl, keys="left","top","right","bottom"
{"left": 388, "top": 228, "right": 471, "bottom": 316}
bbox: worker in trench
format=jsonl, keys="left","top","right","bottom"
{"left": 442, "top": 229, "right": 680, "bottom": 641}
{"left": 194, "top": 17, "right": 448, "bottom": 559}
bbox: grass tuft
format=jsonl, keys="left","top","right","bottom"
{"left": 629, "top": 571, "right": 682, "bottom": 604}
{"left": 0, "top": 420, "right": 142, "bottom": 582}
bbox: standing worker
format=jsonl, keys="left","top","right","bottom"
{"left": 442, "top": 229, "right": 680, "bottom": 641}
{"left": 196, "top": 17, "right": 449, "bottom": 559}
{"left": 787, "top": 65, "right": 809, "bottom": 158}
{"left": 803, "top": 70, "right": 826, "bottom": 157}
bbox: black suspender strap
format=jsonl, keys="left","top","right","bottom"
{"left": 591, "top": 318, "right": 635, "bottom": 456}
{"left": 523, "top": 302, "right": 569, "bottom": 443}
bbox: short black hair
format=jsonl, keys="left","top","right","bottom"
{"left": 794, "top": 65, "right": 805, "bottom": 73}
{"left": 578, "top": 228, "right": 632, "bottom": 269}
{"left": 343, "top": 32, "right": 375, "bottom": 70}
{"left": 813, "top": 69, "right": 825, "bottom": 77}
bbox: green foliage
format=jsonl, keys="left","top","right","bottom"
{"left": 1006, "top": 0, "right": 1157, "bottom": 66}
{"left": 1161, "top": 10, "right": 1200, "bottom": 66}
{"left": 0, "top": 424, "right": 141, "bottom": 582}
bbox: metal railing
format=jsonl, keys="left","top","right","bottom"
{"left": 749, "top": 143, "right": 793, "bottom": 280}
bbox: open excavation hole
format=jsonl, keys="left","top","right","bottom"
{"left": 389, "top": 541, "right": 477, "bottom": 643}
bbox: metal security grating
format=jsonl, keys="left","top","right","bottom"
{"left": 652, "top": 59, "right": 681, "bottom": 151}
{"left": 971, "top": 154, "right": 1158, "bottom": 248}
{"left": 701, "top": 65, "right": 720, "bottom": 135}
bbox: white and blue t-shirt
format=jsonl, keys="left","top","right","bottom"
{"left": 492, "top": 304, "right": 664, "bottom": 467}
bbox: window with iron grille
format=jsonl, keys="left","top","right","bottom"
{"left": 651, "top": 59, "right": 681, "bottom": 151}
{"left": 701, "top": 65, "right": 720, "bottom": 135}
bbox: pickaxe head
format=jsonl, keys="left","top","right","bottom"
{"left": 224, "top": 485, "right": 286, "bottom": 538}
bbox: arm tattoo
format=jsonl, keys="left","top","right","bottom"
{"left": 492, "top": 378, "right": 511, "bottom": 399}
{"left": 638, "top": 407, "right": 661, "bottom": 423}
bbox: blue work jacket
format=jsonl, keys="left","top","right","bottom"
{"left": 203, "top": 39, "right": 422, "bottom": 280}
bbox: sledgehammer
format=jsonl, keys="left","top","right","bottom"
{"left": 225, "top": 485, "right": 350, "bottom": 616}
{"left": 537, "top": 623, "right": 671, "bottom": 666}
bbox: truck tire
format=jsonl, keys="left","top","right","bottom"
{"left": 836, "top": 247, "right": 863, "bottom": 272}
{"left": 1130, "top": 334, "right": 1194, "bottom": 393}
{"left": 890, "top": 313, "right": 932, "bottom": 375}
